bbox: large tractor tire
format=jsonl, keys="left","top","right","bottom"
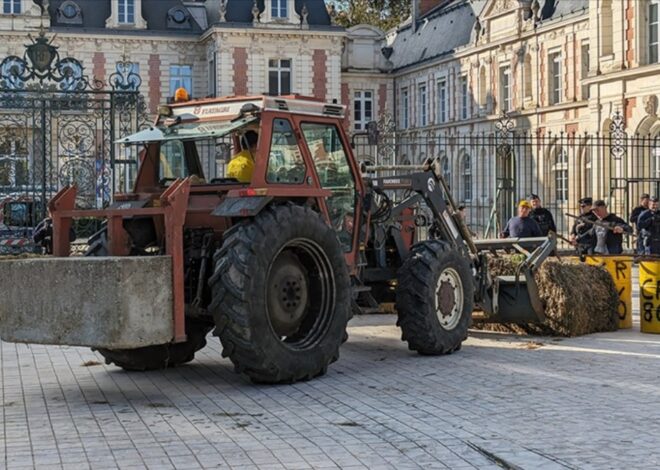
{"left": 209, "top": 204, "right": 351, "bottom": 384}
{"left": 395, "top": 240, "right": 473, "bottom": 355}
{"left": 85, "top": 230, "right": 212, "bottom": 371}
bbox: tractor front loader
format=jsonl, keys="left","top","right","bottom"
{"left": 0, "top": 95, "right": 555, "bottom": 384}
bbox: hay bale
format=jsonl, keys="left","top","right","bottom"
{"left": 474, "top": 256, "right": 619, "bottom": 337}
{"left": 0, "top": 253, "right": 44, "bottom": 261}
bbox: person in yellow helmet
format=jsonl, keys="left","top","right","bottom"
{"left": 227, "top": 130, "right": 258, "bottom": 183}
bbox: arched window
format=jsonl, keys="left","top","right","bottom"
{"left": 440, "top": 155, "right": 451, "bottom": 187}
{"left": 524, "top": 54, "right": 532, "bottom": 100}
{"left": 583, "top": 145, "right": 592, "bottom": 197}
{"left": 460, "top": 153, "right": 472, "bottom": 201}
{"left": 554, "top": 146, "right": 569, "bottom": 203}
{"left": 601, "top": 0, "right": 613, "bottom": 56}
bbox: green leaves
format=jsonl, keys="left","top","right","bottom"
{"left": 327, "top": 0, "right": 410, "bottom": 30}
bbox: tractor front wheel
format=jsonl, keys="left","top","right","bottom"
{"left": 209, "top": 204, "right": 351, "bottom": 384}
{"left": 395, "top": 240, "right": 473, "bottom": 355}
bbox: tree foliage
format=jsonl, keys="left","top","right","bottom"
{"left": 327, "top": 0, "right": 410, "bottom": 31}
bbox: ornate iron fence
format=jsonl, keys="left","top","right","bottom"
{"left": 0, "top": 30, "right": 149, "bottom": 238}
{"left": 353, "top": 112, "right": 660, "bottom": 246}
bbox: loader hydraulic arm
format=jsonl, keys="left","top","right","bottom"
{"left": 364, "top": 160, "right": 478, "bottom": 256}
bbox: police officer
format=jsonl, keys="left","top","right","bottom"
{"left": 529, "top": 194, "right": 556, "bottom": 236}
{"left": 569, "top": 197, "right": 596, "bottom": 255}
{"left": 638, "top": 196, "right": 660, "bottom": 255}
{"left": 630, "top": 193, "right": 651, "bottom": 254}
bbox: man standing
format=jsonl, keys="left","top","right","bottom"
{"left": 529, "top": 194, "right": 556, "bottom": 235}
{"left": 637, "top": 196, "right": 660, "bottom": 255}
{"left": 501, "top": 200, "right": 543, "bottom": 238}
{"left": 630, "top": 193, "right": 651, "bottom": 254}
{"left": 584, "top": 200, "right": 632, "bottom": 255}
{"left": 570, "top": 197, "right": 597, "bottom": 255}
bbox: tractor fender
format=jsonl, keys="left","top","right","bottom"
{"left": 211, "top": 196, "right": 274, "bottom": 218}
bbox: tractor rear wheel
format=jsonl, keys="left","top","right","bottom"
{"left": 85, "top": 229, "right": 212, "bottom": 371}
{"left": 209, "top": 204, "right": 351, "bottom": 384}
{"left": 395, "top": 240, "right": 473, "bottom": 355}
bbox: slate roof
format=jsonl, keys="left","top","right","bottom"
{"left": 388, "top": 0, "right": 589, "bottom": 72}
{"left": 41, "top": 0, "right": 334, "bottom": 34}
{"left": 388, "top": 0, "right": 487, "bottom": 71}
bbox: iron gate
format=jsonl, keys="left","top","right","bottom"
{"left": 0, "top": 31, "right": 148, "bottom": 238}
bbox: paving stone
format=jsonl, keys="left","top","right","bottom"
{"left": 1, "top": 286, "right": 659, "bottom": 469}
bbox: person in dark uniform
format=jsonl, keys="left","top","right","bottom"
{"left": 637, "top": 196, "right": 660, "bottom": 255}
{"left": 528, "top": 194, "right": 556, "bottom": 235}
{"left": 501, "top": 200, "right": 543, "bottom": 238}
{"left": 630, "top": 193, "right": 650, "bottom": 254}
{"left": 583, "top": 200, "right": 632, "bottom": 255}
{"left": 569, "top": 197, "right": 597, "bottom": 255}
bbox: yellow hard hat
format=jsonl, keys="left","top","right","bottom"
{"left": 518, "top": 200, "right": 532, "bottom": 208}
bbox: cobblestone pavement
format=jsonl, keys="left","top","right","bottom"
{"left": 2, "top": 285, "right": 660, "bottom": 469}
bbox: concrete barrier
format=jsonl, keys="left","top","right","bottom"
{"left": 0, "top": 256, "right": 173, "bottom": 349}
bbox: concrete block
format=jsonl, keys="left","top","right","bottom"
{"left": 0, "top": 256, "right": 173, "bottom": 349}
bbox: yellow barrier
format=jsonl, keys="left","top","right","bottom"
{"left": 640, "top": 260, "right": 660, "bottom": 334}
{"left": 585, "top": 256, "right": 633, "bottom": 329}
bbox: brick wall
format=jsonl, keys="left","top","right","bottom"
{"left": 233, "top": 47, "right": 248, "bottom": 96}
{"left": 92, "top": 52, "right": 105, "bottom": 83}
{"left": 312, "top": 49, "right": 327, "bottom": 100}
{"left": 148, "top": 54, "right": 161, "bottom": 113}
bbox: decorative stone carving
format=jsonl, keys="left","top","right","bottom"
{"left": 251, "top": 0, "right": 261, "bottom": 24}
{"left": 301, "top": 3, "right": 309, "bottom": 28}
{"left": 219, "top": 0, "right": 227, "bottom": 22}
{"left": 645, "top": 95, "right": 658, "bottom": 117}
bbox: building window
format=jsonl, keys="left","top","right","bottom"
{"left": 459, "top": 75, "right": 468, "bottom": 120}
{"left": 3, "top": 0, "right": 20, "bottom": 14}
{"left": 208, "top": 54, "right": 217, "bottom": 97}
{"left": 418, "top": 83, "right": 428, "bottom": 127}
{"left": 549, "top": 52, "right": 562, "bottom": 105}
{"left": 271, "top": 0, "right": 288, "bottom": 18}
{"left": 268, "top": 59, "right": 291, "bottom": 95}
{"left": 354, "top": 90, "right": 373, "bottom": 131}
{"left": 169, "top": 65, "right": 192, "bottom": 96}
{"left": 437, "top": 79, "right": 447, "bottom": 123}
{"left": 523, "top": 54, "right": 533, "bottom": 100}
{"left": 401, "top": 88, "right": 409, "bottom": 129}
{"left": 650, "top": 1, "right": 659, "bottom": 64}
{"left": 461, "top": 153, "right": 472, "bottom": 201}
{"left": 601, "top": 0, "right": 613, "bottom": 56}
{"left": 500, "top": 66, "right": 511, "bottom": 112}
{"left": 554, "top": 147, "right": 568, "bottom": 203}
{"left": 478, "top": 67, "right": 487, "bottom": 109}
{"left": 118, "top": 0, "right": 135, "bottom": 24}
{"left": 581, "top": 43, "right": 590, "bottom": 99}
{"left": 441, "top": 155, "right": 451, "bottom": 187}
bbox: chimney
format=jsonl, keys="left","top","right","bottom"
{"left": 412, "top": 0, "right": 420, "bottom": 31}
{"left": 419, "top": 0, "right": 447, "bottom": 16}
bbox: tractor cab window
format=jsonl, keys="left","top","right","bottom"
{"left": 157, "top": 139, "right": 205, "bottom": 184}
{"left": 159, "top": 140, "right": 187, "bottom": 180}
{"left": 301, "top": 122, "right": 357, "bottom": 251}
{"left": 266, "top": 118, "right": 306, "bottom": 184}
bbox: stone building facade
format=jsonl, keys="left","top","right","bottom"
{"left": 372, "top": 0, "right": 660, "bottom": 234}
{"left": 0, "top": 0, "right": 344, "bottom": 114}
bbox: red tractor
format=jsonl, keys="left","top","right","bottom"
{"left": 0, "top": 95, "right": 554, "bottom": 383}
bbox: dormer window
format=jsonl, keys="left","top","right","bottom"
{"left": 57, "top": 1, "right": 82, "bottom": 24}
{"left": 271, "top": 0, "right": 287, "bottom": 18}
{"left": 3, "top": 0, "right": 21, "bottom": 14}
{"left": 118, "top": 0, "right": 135, "bottom": 24}
{"left": 167, "top": 6, "right": 192, "bottom": 29}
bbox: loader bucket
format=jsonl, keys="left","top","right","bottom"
{"left": 474, "top": 233, "right": 556, "bottom": 324}
{"left": 0, "top": 256, "right": 174, "bottom": 349}
{"left": 491, "top": 272, "right": 545, "bottom": 324}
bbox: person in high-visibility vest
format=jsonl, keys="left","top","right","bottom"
{"left": 227, "top": 130, "right": 259, "bottom": 183}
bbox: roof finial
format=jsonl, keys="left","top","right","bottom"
{"left": 251, "top": 0, "right": 260, "bottom": 24}
{"left": 219, "top": 0, "right": 227, "bottom": 22}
